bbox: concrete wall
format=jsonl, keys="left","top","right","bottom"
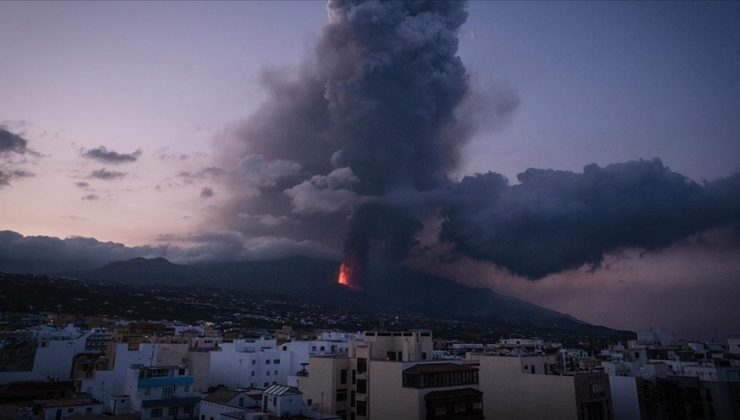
{"left": 297, "top": 356, "right": 349, "bottom": 414}
{"left": 186, "top": 351, "right": 211, "bottom": 392}
{"left": 209, "top": 342, "right": 292, "bottom": 388}
{"left": 477, "top": 355, "right": 577, "bottom": 420}
{"left": 0, "top": 339, "right": 77, "bottom": 383}
{"left": 367, "top": 361, "right": 419, "bottom": 420}
{"left": 609, "top": 376, "right": 640, "bottom": 420}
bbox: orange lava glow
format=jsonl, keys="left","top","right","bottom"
{"left": 338, "top": 254, "right": 357, "bottom": 287}
{"left": 338, "top": 262, "right": 351, "bottom": 286}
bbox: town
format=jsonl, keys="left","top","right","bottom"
{"left": 1, "top": 308, "right": 738, "bottom": 419}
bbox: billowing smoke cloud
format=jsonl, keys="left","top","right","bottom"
{"left": 218, "top": 0, "right": 490, "bottom": 267}
{"left": 82, "top": 146, "right": 142, "bottom": 164}
{"left": 440, "top": 159, "right": 740, "bottom": 279}
{"left": 212, "top": 0, "right": 738, "bottom": 283}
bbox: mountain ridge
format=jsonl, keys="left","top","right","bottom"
{"left": 62, "top": 256, "right": 618, "bottom": 334}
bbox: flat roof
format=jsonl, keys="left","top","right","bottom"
{"left": 403, "top": 363, "right": 477, "bottom": 374}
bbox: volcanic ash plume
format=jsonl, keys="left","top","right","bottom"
{"left": 223, "top": 0, "right": 740, "bottom": 284}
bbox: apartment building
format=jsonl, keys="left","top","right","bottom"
{"left": 471, "top": 353, "right": 613, "bottom": 420}
{"left": 298, "top": 330, "right": 483, "bottom": 420}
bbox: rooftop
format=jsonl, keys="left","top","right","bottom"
{"left": 404, "top": 363, "right": 477, "bottom": 375}
{"left": 263, "top": 384, "right": 302, "bottom": 396}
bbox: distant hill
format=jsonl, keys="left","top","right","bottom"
{"left": 0, "top": 254, "right": 628, "bottom": 336}
{"left": 42, "top": 255, "right": 613, "bottom": 335}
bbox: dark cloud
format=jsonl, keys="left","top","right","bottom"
{"left": 89, "top": 168, "right": 127, "bottom": 180}
{"left": 439, "top": 159, "right": 740, "bottom": 279}
{"left": 75, "top": 181, "right": 90, "bottom": 188}
{"left": 0, "top": 128, "right": 30, "bottom": 155}
{"left": 81, "top": 194, "right": 98, "bottom": 201}
{"left": 0, "top": 128, "right": 38, "bottom": 187}
{"left": 82, "top": 146, "right": 142, "bottom": 163}
{"left": 0, "top": 229, "right": 335, "bottom": 267}
{"left": 200, "top": 187, "right": 214, "bottom": 199}
{"left": 0, "top": 169, "right": 34, "bottom": 187}
{"left": 0, "top": 230, "right": 167, "bottom": 266}
{"left": 177, "top": 166, "right": 229, "bottom": 185}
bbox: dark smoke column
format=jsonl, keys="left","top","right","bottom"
{"left": 321, "top": 0, "right": 472, "bottom": 287}
{"left": 322, "top": 0, "right": 470, "bottom": 194}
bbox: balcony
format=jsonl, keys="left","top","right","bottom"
{"left": 138, "top": 376, "right": 193, "bottom": 388}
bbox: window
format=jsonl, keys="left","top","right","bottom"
{"left": 178, "top": 368, "right": 185, "bottom": 375}
{"left": 144, "top": 388, "right": 151, "bottom": 396}
{"left": 356, "top": 379, "right": 367, "bottom": 394}
{"left": 266, "top": 360, "right": 271, "bottom": 365}
{"left": 352, "top": 370, "right": 356, "bottom": 384}
{"left": 350, "top": 391, "right": 355, "bottom": 406}
{"left": 274, "top": 370, "right": 278, "bottom": 375}
{"left": 239, "top": 397, "right": 244, "bottom": 407}
{"left": 337, "top": 389, "right": 348, "bottom": 401}
{"left": 386, "top": 351, "right": 396, "bottom": 361}
{"left": 264, "top": 382, "right": 269, "bottom": 387}
{"left": 274, "top": 359, "right": 280, "bottom": 364}
{"left": 357, "top": 358, "right": 367, "bottom": 374}
{"left": 184, "top": 406, "right": 194, "bottom": 415}
{"left": 168, "top": 407, "right": 178, "bottom": 417}
{"left": 252, "top": 360, "right": 256, "bottom": 365}
{"left": 421, "top": 352, "right": 427, "bottom": 360}
{"left": 356, "top": 401, "right": 367, "bottom": 416}
{"left": 340, "top": 369, "right": 348, "bottom": 385}
{"left": 162, "top": 386, "right": 175, "bottom": 399}
{"left": 251, "top": 371, "right": 255, "bottom": 376}
{"left": 266, "top": 370, "right": 270, "bottom": 376}
{"left": 151, "top": 408, "right": 163, "bottom": 418}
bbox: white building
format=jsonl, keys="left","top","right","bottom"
{"left": 726, "top": 336, "right": 740, "bottom": 355}
{"left": 0, "top": 337, "right": 82, "bottom": 384}
{"left": 122, "top": 364, "right": 200, "bottom": 419}
{"left": 36, "top": 398, "right": 105, "bottom": 420}
{"left": 209, "top": 338, "right": 350, "bottom": 390}
{"left": 78, "top": 342, "right": 191, "bottom": 411}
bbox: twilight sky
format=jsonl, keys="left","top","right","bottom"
{"left": 1, "top": 1, "right": 739, "bottom": 338}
